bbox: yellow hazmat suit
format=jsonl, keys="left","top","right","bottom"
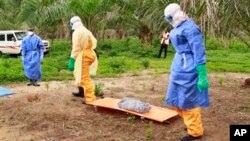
{"left": 69, "top": 16, "right": 98, "bottom": 103}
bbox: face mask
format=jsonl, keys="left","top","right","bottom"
{"left": 164, "top": 15, "right": 173, "bottom": 24}
{"left": 27, "top": 31, "right": 34, "bottom": 35}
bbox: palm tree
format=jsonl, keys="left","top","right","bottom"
{"left": 69, "top": 0, "right": 115, "bottom": 36}
{"left": 2, "top": 0, "right": 248, "bottom": 47}
{"left": 18, "top": 0, "right": 69, "bottom": 39}
{"left": 140, "top": 0, "right": 175, "bottom": 34}
{"left": 140, "top": 0, "right": 250, "bottom": 47}
{"left": 0, "top": 0, "right": 23, "bottom": 30}
{"left": 181, "top": 0, "right": 250, "bottom": 47}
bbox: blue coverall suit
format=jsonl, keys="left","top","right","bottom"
{"left": 166, "top": 19, "right": 210, "bottom": 137}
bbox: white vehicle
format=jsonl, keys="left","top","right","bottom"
{"left": 0, "top": 30, "right": 50, "bottom": 55}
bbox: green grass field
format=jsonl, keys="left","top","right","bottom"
{"left": 0, "top": 38, "right": 250, "bottom": 85}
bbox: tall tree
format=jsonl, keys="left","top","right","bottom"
{"left": 0, "top": 0, "right": 23, "bottom": 30}
{"left": 140, "top": 0, "right": 250, "bottom": 47}
{"left": 68, "top": 0, "right": 114, "bottom": 36}
{"left": 182, "top": 0, "right": 250, "bottom": 47}
{"left": 18, "top": 0, "right": 69, "bottom": 38}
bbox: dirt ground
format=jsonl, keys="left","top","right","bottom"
{"left": 0, "top": 71, "right": 250, "bottom": 141}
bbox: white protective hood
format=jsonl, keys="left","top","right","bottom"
{"left": 164, "top": 3, "right": 189, "bottom": 27}
{"left": 70, "top": 16, "right": 84, "bottom": 30}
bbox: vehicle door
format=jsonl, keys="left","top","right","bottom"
{"left": 6, "top": 33, "right": 21, "bottom": 54}
{"left": 0, "top": 33, "right": 7, "bottom": 53}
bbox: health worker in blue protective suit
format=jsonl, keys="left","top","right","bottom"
{"left": 164, "top": 3, "right": 210, "bottom": 141}
{"left": 22, "top": 27, "right": 44, "bottom": 86}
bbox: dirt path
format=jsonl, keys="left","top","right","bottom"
{"left": 0, "top": 72, "right": 250, "bottom": 141}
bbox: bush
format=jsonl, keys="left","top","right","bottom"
{"left": 97, "top": 37, "right": 159, "bottom": 58}
{"left": 152, "top": 37, "right": 161, "bottom": 48}
{"left": 98, "top": 43, "right": 112, "bottom": 51}
{"left": 109, "top": 58, "right": 125, "bottom": 73}
{"left": 206, "top": 38, "right": 223, "bottom": 50}
{"left": 141, "top": 59, "right": 149, "bottom": 69}
{"left": 107, "top": 50, "right": 118, "bottom": 57}
{"left": 94, "top": 83, "right": 104, "bottom": 97}
{"left": 229, "top": 38, "right": 249, "bottom": 52}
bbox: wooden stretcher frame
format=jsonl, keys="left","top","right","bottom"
{"left": 88, "top": 97, "right": 178, "bottom": 123}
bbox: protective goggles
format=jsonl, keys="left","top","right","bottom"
{"left": 70, "top": 22, "right": 74, "bottom": 27}
{"left": 164, "top": 15, "right": 173, "bottom": 23}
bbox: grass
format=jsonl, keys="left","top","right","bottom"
{"left": 0, "top": 38, "right": 250, "bottom": 85}
{"left": 240, "top": 104, "right": 250, "bottom": 112}
{"left": 206, "top": 50, "right": 250, "bottom": 73}
{"left": 94, "top": 83, "right": 104, "bottom": 97}
{"left": 146, "top": 121, "right": 154, "bottom": 140}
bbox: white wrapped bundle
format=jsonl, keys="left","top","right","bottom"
{"left": 118, "top": 97, "right": 151, "bottom": 113}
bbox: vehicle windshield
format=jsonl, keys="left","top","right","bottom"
{"left": 14, "top": 32, "right": 26, "bottom": 40}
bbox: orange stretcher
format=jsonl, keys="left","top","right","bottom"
{"left": 88, "top": 97, "right": 178, "bottom": 122}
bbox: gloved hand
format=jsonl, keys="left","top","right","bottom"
{"left": 196, "top": 64, "right": 210, "bottom": 92}
{"left": 67, "top": 57, "right": 75, "bottom": 71}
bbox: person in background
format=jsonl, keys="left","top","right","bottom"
{"left": 21, "top": 27, "right": 44, "bottom": 86}
{"left": 164, "top": 3, "right": 210, "bottom": 141}
{"left": 158, "top": 31, "right": 170, "bottom": 58}
{"left": 67, "top": 16, "right": 98, "bottom": 104}
{"left": 11, "top": 37, "right": 16, "bottom": 42}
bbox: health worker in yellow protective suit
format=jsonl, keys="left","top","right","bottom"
{"left": 67, "top": 16, "right": 98, "bottom": 104}
{"left": 164, "top": 3, "right": 210, "bottom": 141}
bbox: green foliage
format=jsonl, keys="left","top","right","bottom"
{"left": 69, "top": 0, "right": 100, "bottom": 17}
{"left": 107, "top": 50, "right": 118, "bottom": 57}
{"left": 94, "top": 83, "right": 104, "bottom": 97}
{"left": 206, "top": 49, "right": 250, "bottom": 73}
{"left": 97, "top": 56, "right": 143, "bottom": 77}
{"left": 2, "top": 59, "right": 11, "bottom": 68}
{"left": 127, "top": 115, "right": 137, "bottom": 124}
{"left": 98, "top": 43, "right": 112, "bottom": 51}
{"left": 1, "top": 0, "right": 250, "bottom": 48}
{"left": 218, "top": 77, "right": 224, "bottom": 86}
{"left": 206, "top": 38, "right": 223, "bottom": 50}
{"left": 206, "top": 37, "right": 250, "bottom": 51}
{"left": 97, "top": 37, "right": 158, "bottom": 58}
{"left": 146, "top": 121, "right": 153, "bottom": 140}
{"left": 108, "top": 58, "right": 125, "bottom": 73}
{"left": 1, "top": 38, "right": 250, "bottom": 85}
{"left": 14, "top": 0, "right": 69, "bottom": 37}
{"left": 18, "top": 0, "right": 39, "bottom": 25}
{"left": 160, "top": 95, "right": 166, "bottom": 103}
{"left": 151, "top": 37, "right": 161, "bottom": 48}
{"left": 240, "top": 104, "right": 250, "bottom": 112}
{"left": 141, "top": 59, "right": 149, "bottom": 69}
{"left": 0, "top": 56, "right": 26, "bottom": 84}
{"left": 229, "top": 38, "right": 249, "bottom": 52}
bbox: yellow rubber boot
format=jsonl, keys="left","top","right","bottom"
{"left": 182, "top": 107, "right": 203, "bottom": 137}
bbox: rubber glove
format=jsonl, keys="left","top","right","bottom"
{"left": 196, "top": 64, "right": 210, "bottom": 92}
{"left": 67, "top": 57, "right": 75, "bottom": 71}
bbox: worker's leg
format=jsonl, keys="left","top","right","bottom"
{"left": 176, "top": 107, "right": 183, "bottom": 118}
{"left": 158, "top": 45, "right": 164, "bottom": 58}
{"left": 81, "top": 53, "right": 96, "bottom": 103}
{"left": 182, "top": 107, "right": 203, "bottom": 137}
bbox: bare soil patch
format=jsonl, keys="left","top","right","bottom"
{"left": 0, "top": 72, "right": 250, "bottom": 141}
